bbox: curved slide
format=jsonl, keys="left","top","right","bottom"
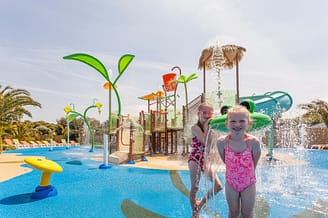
{"left": 239, "top": 91, "right": 293, "bottom": 117}
{"left": 211, "top": 91, "right": 292, "bottom": 132}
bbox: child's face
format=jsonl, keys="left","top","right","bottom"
{"left": 198, "top": 108, "right": 214, "bottom": 121}
{"left": 226, "top": 112, "right": 249, "bottom": 134}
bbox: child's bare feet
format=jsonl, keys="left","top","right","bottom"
{"left": 198, "top": 197, "right": 207, "bottom": 209}
{"left": 192, "top": 201, "right": 201, "bottom": 218}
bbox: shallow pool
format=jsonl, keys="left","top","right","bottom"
{"left": 0, "top": 146, "right": 327, "bottom": 217}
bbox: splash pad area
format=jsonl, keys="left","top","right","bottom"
{"left": 0, "top": 146, "right": 327, "bottom": 217}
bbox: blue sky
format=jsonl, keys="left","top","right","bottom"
{"left": 1, "top": 0, "right": 327, "bottom": 123}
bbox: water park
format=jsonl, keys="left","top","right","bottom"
{"left": 1, "top": 44, "right": 328, "bottom": 217}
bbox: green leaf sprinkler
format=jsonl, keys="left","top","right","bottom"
{"left": 64, "top": 102, "right": 102, "bottom": 152}
{"left": 63, "top": 53, "right": 135, "bottom": 117}
{"left": 173, "top": 73, "right": 198, "bottom": 121}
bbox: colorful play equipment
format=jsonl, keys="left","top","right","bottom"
{"left": 63, "top": 53, "right": 134, "bottom": 117}
{"left": 139, "top": 70, "right": 184, "bottom": 156}
{"left": 209, "top": 91, "right": 293, "bottom": 161}
{"left": 243, "top": 91, "right": 293, "bottom": 161}
{"left": 60, "top": 48, "right": 295, "bottom": 166}
{"left": 210, "top": 91, "right": 293, "bottom": 132}
{"left": 162, "top": 67, "right": 180, "bottom": 127}
{"left": 138, "top": 91, "right": 165, "bottom": 113}
{"left": 163, "top": 73, "right": 177, "bottom": 91}
{"left": 150, "top": 110, "right": 182, "bottom": 155}
{"left": 64, "top": 101, "right": 102, "bottom": 152}
{"left": 64, "top": 53, "right": 135, "bottom": 156}
{"left": 239, "top": 91, "right": 293, "bottom": 117}
{"left": 108, "top": 116, "right": 147, "bottom": 164}
{"left": 140, "top": 68, "right": 183, "bottom": 155}
{"left": 99, "top": 134, "right": 112, "bottom": 169}
{"left": 24, "top": 157, "right": 63, "bottom": 199}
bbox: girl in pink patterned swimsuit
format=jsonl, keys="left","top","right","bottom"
{"left": 217, "top": 105, "right": 261, "bottom": 218}
{"left": 188, "top": 102, "right": 222, "bottom": 218}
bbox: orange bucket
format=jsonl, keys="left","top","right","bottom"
{"left": 162, "top": 73, "right": 177, "bottom": 91}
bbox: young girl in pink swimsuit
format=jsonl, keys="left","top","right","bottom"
{"left": 217, "top": 105, "right": 261, "bottom": 218}
{"left": 188, "top": 102, "right": 222, "bottom": 218}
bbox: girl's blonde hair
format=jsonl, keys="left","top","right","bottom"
{"left": 198, "top": 102, "right": 213, "bottom": 111}
{"left": 227, "top": 105, "right": 252, "bottom": 123}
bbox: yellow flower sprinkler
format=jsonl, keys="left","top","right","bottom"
{"left": 24, "top": 157, "right": 63, "bottom": 199}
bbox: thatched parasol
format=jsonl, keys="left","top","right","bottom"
{"left": 198, "top": 46, "right": 213, "bottom": 99}
{"left": 198, "top": 46, "right": 214, "bottom": 70}
{"left": 220, "top": 45, "right": 246, "bottom": 69}
{"left": 198, "top": 44, "right": 246, "bottom": 104}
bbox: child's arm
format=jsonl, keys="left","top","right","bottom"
{"left": 191, "top": 124, "right": 205, "bottom": 144}
{"left": 191, "top": 119, "right": 211, "bottom": 144}
{"left": 217, "top": 136, "right": 226, "bottom": 164}
{"left": 251, "top": 138, "right": 261, "bottom": 168}
{"left": 204, "top": 130, "right": 213, "bottom": 155}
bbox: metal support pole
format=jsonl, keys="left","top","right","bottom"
{"left": 108, "top": 88, "right": 112, "bottom": 154}
{"left": 235, "top": 57, "right": 240, "bottom": 104}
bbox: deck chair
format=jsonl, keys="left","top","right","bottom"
{"left": 36, "top": 140, "right": 46, "bottom": 147}
{"left": 311, "top": 144, "right": 323, "bottom": 149}
{"left": 69, "top": 140, "right": 80, "bottom": 146}
{"left": 12, "top": 139, "right": 25, "bottom": 149}
{"left": 12, "top": 139, "right": 24, "bottom": 149}
{"left": 3, "top": 138, "right": 15, "bottom": 147}
{"left": 61, "top": 139, "right": 69, "bottom": 146}
{"left": 2, "top": 139, "right": 14, "bottom": 150}
{"left": 42, "top": 140, "right": 51, "bottom": 146}
{"left": 28, "top": 140, "right": 39, "bottom": 147}
{"left": 321, "top": 144, "right": 328, "bottom": 150}
{"left": 50, "top": 140, "right": 60, "bottom": 146}
{"left": 20, "top": 140, "right": 32, "bottom": 148}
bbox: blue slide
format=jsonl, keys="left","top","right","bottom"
{"left": 239, "top": 91, "right": 293, "bottom": 117}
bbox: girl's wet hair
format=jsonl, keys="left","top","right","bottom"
{"left": 198, "top": 102, "right": 213, "bottom": 111}
{"left": 227, "top": 105, "right": 252, "bottom": 122}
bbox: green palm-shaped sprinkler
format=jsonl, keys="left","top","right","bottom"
{"left": 63, "top": 53, "right": 134, "bottom": 116}
{"left": 64, "top": 102, "right": 102, "bottom": 152}
{"left": 173, "top": 73, "right": 198, "bottom": 121}
{"left": 63, "top": 53, "right": 134, "bottom": 151}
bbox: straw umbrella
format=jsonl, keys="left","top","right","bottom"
{"left": 198, "top": 44, "right": 246, "bottom": 105}
{"left": 220, "top": 44, "right": 246, "bottom": 104}
{"left": 198, "top": 46, "right": 214, "bottom": 100}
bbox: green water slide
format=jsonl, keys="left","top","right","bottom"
{"left": 210, "top": 91, "right": 293, "bottom": 161}
{"left": 239, "top": 91, "right": 293, "bottom": 118}
{"left": 210, "top": 91, "right": 293, "bottom": 132}
{"left": 240, "top": 91, "right": 293, "bottom": 161}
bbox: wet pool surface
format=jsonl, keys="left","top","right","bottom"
{"left": 0, "top": 146, "right": 327, "bottom": 217}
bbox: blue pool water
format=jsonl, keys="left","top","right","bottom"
{"left": 0, "top": 146, "right": 327, "bottom": 218}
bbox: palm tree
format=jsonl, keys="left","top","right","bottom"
{"left": 299, "top": 99, "right": 328, "bottom": 127}
{"left": 0, "top": 85, "right": 41, "bottom": 144}
{"left": 173, "top": 73, "right": 198, "bottom": 121}
{"left": 10, "top": 120, "right": 35, "bottom": 140}
{"left": 0, "top": 85, "right": 41, "bottom": 123}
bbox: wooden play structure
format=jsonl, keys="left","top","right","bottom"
{"left": 108, "top": 115, "right": 147, "bottom": 164}
{"left": 138, "top": 109, "right": 183, "bottom": 155}
{"left": 138, "top": 68, "right": 188, "bottom": 156}
{"left": 108, "top": 64, "right": 217, "bottom": 163}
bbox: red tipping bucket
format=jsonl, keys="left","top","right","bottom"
{"left": 162, "top": 73, "right": 177, "bottom": 91}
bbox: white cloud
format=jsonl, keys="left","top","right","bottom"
{"left": 1, "top": 0, "right": 327, "bottom": 123}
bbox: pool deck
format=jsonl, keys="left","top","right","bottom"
{"left": 0, "top": 149, "right": 309, "bottom": 182}
{"left": 0, "top": 154, "right": 33, "bottom": 182}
